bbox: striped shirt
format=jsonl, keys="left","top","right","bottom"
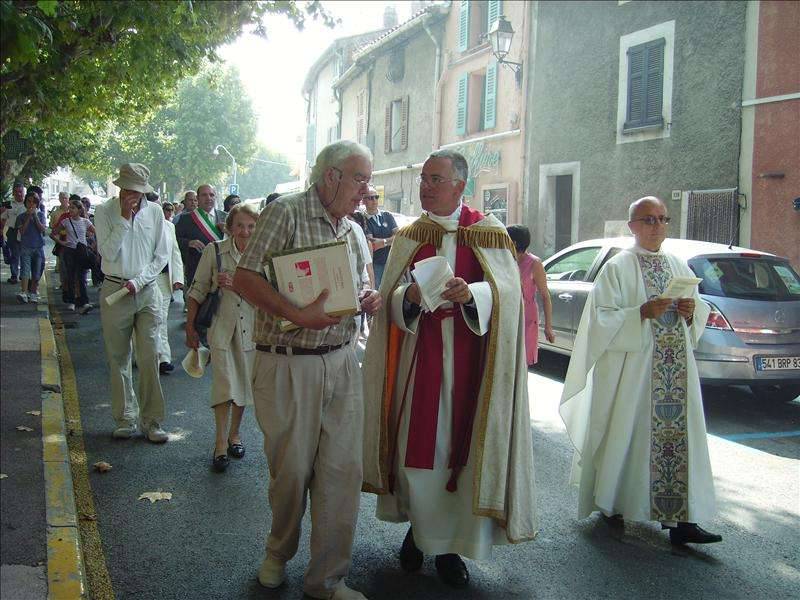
{"left": 238, "top": 186, "right": 365, "bottom": 348}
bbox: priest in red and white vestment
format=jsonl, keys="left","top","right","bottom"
{"left": 362, "top": 151, "right": 537, "bottom": 588}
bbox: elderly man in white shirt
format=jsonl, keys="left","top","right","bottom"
{"left": 94, "top": 163, "right": 170, "bottom": 443}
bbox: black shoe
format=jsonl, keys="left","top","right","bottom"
{"left": 212, "top": 454, "right": 229, "bottom": 473}
{"left": 399, "top": 527, "right": 423, "bottom": 572}
{"left": 7, "top": 277, "right": 18, "bottom": 284}
{"left": 227, "top": 439, "right": 245, "bottom": 459}
{"left": 668, "top": 522, "right": 722, "bottom": 545}
{"left": 159, "top": 362, "right": 174, "bottom": 374}
{"left": 434, "top": 554, "right": 468, "bottom": 588}
{"left": 601, "top": 513, "right": 625, "bottom": 531}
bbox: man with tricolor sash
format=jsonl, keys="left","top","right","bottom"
{"left": 176, "top": 184, "right": 227, "bottom": 292}
{"left": 559, "top": 196, "right": 722, "bottom": 546}
{"left": 361, "top": 150, "right": 537, "bottom": 588}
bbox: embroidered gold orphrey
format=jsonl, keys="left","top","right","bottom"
{"left": 638, "top": 253, "right": 689, "bottom": 523}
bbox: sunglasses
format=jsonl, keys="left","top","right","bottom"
{"left": 630, "top": 215, "right": 671, "bottom": 226}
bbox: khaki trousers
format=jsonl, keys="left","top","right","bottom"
{"left": 155, "top": 272, "right": 173, "bottom": 363}
{"left": 100, "top": 279, "right": 165, "bottom": 428}
{"left": 252, "top": 346, "right": 363, "bottom": 599}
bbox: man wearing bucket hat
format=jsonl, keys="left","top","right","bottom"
{"left": 94, "top": 163, "right": 171, "bottom": 442}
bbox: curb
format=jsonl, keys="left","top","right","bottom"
{"left": 38, "top": 275, "right": 88, "bottom": 599}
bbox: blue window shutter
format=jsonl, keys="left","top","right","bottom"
{"left": 487, "top": 0, "right": 502, "bottom": 30}
{"left": 306, "top": 123, "right": 316, "bottom": 162}
{"left": 458, "top": 1, "right": 470, "bottom": 52}
{"left": 456, "top": 73, "right": 469, "bottom": 136}
{"left": 483, "top": 60, "right": 498, "bottom": 130}
{"left": 644, "top": 39, "right": 665, "bottom": 125}
{"left": 625, "top": 38, "right": 665, "bottom": 130}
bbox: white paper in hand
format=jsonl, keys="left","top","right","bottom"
{"left": 660, "top": 276, "right": 703, "bottom": 299}
{"left": 412, "top": 256, "right": 454, "bottom": 313}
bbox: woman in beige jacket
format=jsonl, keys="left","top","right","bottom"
{"left": 185, "top": 204, "right": 258, "bottom": 472}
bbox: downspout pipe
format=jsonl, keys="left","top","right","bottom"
{"left": 423, "top": 17, "right": 443, "bottom": 151}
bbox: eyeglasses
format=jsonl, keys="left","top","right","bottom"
{"left": 415, "top": 174, "right": 462, "bottom": 187}
{"left": 363, "top": 195, "right": 379, "bottom": 201}
{"left": 331, "top": 166, "right": 371, "bottom": 186}
{"left": 630, "top": 215, "right": 671, "bottom": 226}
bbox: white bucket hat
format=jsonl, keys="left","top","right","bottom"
{"left": 182, "top": 347, "right": 211, "bottom": 378}
{"left": 112, "top": 163, "right": 154, "bottom": 194}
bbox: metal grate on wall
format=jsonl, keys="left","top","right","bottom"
{"left": 686, "top": 188, "right": 739, "bottom": 245}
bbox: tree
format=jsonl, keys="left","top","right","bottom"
{"left": 76, "top": 63, "right": 261, "bottom": 196}
{"left": 1, "top": 0, "right": 335, "bottom": 195}
{"left": 235, "top": 148, "right": 294, "bottom": 199}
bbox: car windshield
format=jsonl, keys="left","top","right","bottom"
{"left": 689, "top": 256, "right": 800, "bottom": 301}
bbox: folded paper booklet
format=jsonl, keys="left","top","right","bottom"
{"left": 660, "top": 276, "right": 703, "bottom": 299}
{"left": 265, "top": 241, "right": 359, "bottom": 331}
{"left": 411, "top": 255, "right": 454, "bottom": 313}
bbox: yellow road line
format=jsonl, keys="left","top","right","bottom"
{"left": 47, "top": 283, "right": 114, "bottom": 599}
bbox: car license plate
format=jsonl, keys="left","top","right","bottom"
{"left": 755, "top": 356, "right": 800, "bottom": 371}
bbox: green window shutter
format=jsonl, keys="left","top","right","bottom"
{"left": 400, "top": 95, "right": 409, "bottom": 151}
{"left": 483, "top": 61, "right": 498, "bottom": 130}
{"left": 464, "top": 177, "right": 475, "bottom": 197}
{"left": 487, "top": 0, "right": 502, "bottom": 30}
{"left": 624, "top": 38, "right": 665, "bottom": 130}
{"left": 384, "top": 103, "right": 392, "bottom": 154}
{"left": 455, "top": 73, "right": 469, "bottom": 136}
{"left": 458, "top": 0, "right": 470, "bottom": 52}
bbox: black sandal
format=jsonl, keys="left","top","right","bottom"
{"left": 212, "top": 453, "right": 229, "bottom": 472}
{"left": 227, "top": 439, "right": 245, "bottom": 459}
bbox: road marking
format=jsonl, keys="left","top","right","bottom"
{"left": 51, "top": 303, "right": 115, "bottom": 599}
{"left": 717, "top": 430, "right": 800, "bottom": 442}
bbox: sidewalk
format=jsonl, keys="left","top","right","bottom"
{"left": 0, "top": 260, "right": 86, "bottom": 599}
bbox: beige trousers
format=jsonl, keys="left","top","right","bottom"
{"left": 155, "top": 272, "right": 173, "bottom": 363}
{"left": 100, "top": 279, "right": 165, "bottom": 428}
{"left": 252, "top": 346, "right": 363, "bottom": 599}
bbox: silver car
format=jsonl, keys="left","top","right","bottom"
{"left": 537, "top": 237, "right": 800, "bottom": 403}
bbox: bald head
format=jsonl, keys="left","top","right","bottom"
{"left": 628, "top": 196, "right": 666, "bottom": 221}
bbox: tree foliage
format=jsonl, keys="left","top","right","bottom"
{"left": 1, "top": 0, "right": 335, "bottom": 194}
{"left": 236, "top": 148, "right": 294, "bottom": 199}
{"left": 80, "top": 63, "right": 261, "bottom": 194}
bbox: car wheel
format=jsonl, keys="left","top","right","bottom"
{"left": 749, "top": 384, "right": 800, "bottom": 403}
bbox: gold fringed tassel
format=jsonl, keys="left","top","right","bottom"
{"left": 457, "top": 227, "right": 517, "bottom": 253}
{"left": 397, "top": 221, "right": 445, "bottom": 248}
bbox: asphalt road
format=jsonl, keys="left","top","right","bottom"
{"left": 58, "top": 283, "right": 799, "bottom": 600}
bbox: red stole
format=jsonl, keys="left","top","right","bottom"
{"left": 404, "top": 206, "right": 486, "bottom": 492}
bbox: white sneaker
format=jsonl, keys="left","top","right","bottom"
{"left": 112, "top": 423, "right": 138, "bottom": 439}
{"left": 28, "top": 293, "right": 39, "bottom": 303}
{"left": 257, "top": 556, "right": 286, "bottom": 588}
{"left": 16, "top": 292, "right": 28, "bottom": 303}
{"left": 66, "top": 303, "right": 75, "bottom": 311}
{"left": 77, "top": 303, "right": 93, "bottom": 315}
{"left": 331, "top": 583, "right": 367, "bottom": 600}
{"left": 145, "top": 423, "right": 168, "bottom": 443}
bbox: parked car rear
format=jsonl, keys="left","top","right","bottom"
{"left": 536, "top": 237, "right": 800, "bottom": 403}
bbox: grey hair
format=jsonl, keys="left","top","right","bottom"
{"left": 309, "top": 141, "right": 373, "bottom": 184}
{"left": 429, "top": 149, "right": 469, "bottom": 182}
{"left": 628, "top": 196, "right": 665, "bottom": 221}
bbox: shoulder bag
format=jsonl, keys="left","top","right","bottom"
{"left": 195, "top": 241, "right": 222, "bottom": 330}
{"left": 68, "top": 218, "right": 95, "bottom": 270}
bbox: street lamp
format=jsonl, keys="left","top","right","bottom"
{"left": 212, "top": 144, "right": 237, "bottom": 186}
{"left": 488, "top": 15, "right": 523, "bottom": 87}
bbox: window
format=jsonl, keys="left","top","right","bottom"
{"left": 624, "top": 38, "right": 665, "bottom": 131}
{"left": 458, "top": 1, "right": 501, "bottom": 52}
{"left": 689, "top": 257, "right": 800, "bottom": 301}
{"left": 455, "top": 62, "right": 497, "bottom": 136}
{"left": 545, "top": 247, "right": 601, "bottom": 282}
{"left": 384, "top": 96, "right": 408, "bottom": 154}
{"left": 326, "top": 124, "right": 339, "bottom": 144}
{"left": 616, "top": 20, "right": 674, "bottom": 144}
{"left": 332, "top": 49, "right": 344, "bottom": 79}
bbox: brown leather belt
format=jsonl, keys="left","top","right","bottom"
{"left": 256, "top": 342, "right": 349, "bottom": 356}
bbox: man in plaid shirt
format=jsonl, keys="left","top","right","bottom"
{"left": 234, "top": 140, "right": 381, "bottom": 600}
